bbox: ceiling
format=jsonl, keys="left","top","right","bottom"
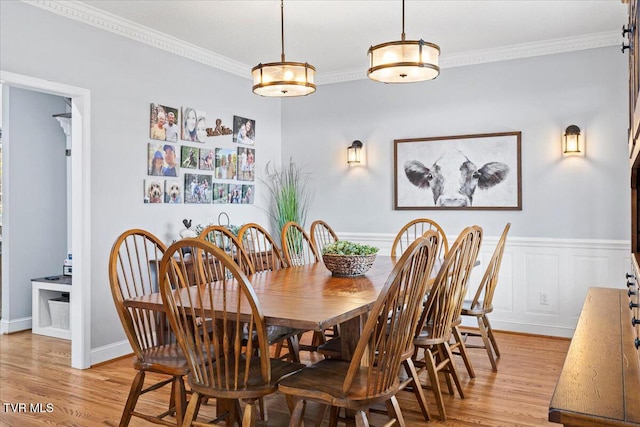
{"left": 68, "top": 1, "right": 628, "bottom": 82}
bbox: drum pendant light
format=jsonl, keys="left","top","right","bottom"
{"left": 367, "top": 0, "right": 440, "bottom": 83}
{"left": 252, "top": 0, "right": 316, "bottom": 97}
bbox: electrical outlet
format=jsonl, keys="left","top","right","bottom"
{"left": 540, "top": 292, "right": 550, "bottom": 305}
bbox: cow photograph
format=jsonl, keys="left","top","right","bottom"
{"left": 394, "top": 132, "right": 521, "bottom": 210}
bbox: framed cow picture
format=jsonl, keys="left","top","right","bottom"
{"left": 394, "top": 131, "right": 522, "bottom": 210}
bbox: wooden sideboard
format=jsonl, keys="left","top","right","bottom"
{"left": 551, "top": 2, "right": 640, "bottom": 425}
{"left": 549, "top": 287, "right": 640, "bottom": 427}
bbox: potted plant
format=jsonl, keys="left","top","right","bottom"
{"left": 322, "top": 240, "right": 379, "bottom": 277}
{"left": 262, "top": 158, "right": 313, "bottom": 242}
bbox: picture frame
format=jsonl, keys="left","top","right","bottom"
{"left": 149, "top": 103, "right": 179, "bottom": 142}
{"left": 394, "top": 131, "right": 522, "bottom": 210}
{"left": 233, "top": 115, "right": 255, "bottom": 145}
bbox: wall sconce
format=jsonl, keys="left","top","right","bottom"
{"left": 347, "top": 140, "right": 363, "bottom": 164}
{"left": 563, "top": 125, "right": 582, "bottom": 156}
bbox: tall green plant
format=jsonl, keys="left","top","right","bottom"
{"left": 262, "top": 159, "right": 313, "bottom": 241}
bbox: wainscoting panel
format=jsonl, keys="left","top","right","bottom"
{"left": 339, "top": 232, "right": 630, "bottom": 338}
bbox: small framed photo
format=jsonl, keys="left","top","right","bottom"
{"left": 237, "top": 147, "right": 255, "bottom": 181}
{"left": 150, "top": 103, "right": 179, "bottom": 142}
{"left": 161, "top": 144, "right": 179, "bottom": 177}
{"left": 148, "top": 143, "right": 179, "bottom": 177}
{"left": 144, "top": 179, "right": 164, "bottom": 203}
{"left": 242, "top": 184, "right": 255, "bottom": 204}
{"left": 233, "top": 115, "right": 255, "bottom": 145}
{"left": 215, "top": 148, "right": 237, "bottom": 179}
{"left": 199, "top": 148, "right": 215, "bottom": 171}
{"left": 148, "top": 143, "right": 165, "bottom": 176}
{"left": 184, "top": 173, "right": 212, "bottom": 204}
{"left": 228, "top": 183, "right": 243, "bottom": 203}
{"left": 164, "top": 180, "right": 183, "bottom": 203}
{"left": 181, "top": 146, "right": 198, "bottom": 169}
{"left": 182, "top": 107, "right": 207, "bottom": 143}
{"left": 213, "top": 183, "right": 229, "bottom": 204}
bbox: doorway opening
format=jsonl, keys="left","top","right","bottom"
{"left": 0, "top": 70, "right": 91, "bottom": 369}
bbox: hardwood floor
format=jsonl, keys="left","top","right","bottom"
{"left": 0, "top": 330, "right": 570, "bottom": 427}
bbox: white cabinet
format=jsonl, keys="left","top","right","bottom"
{"left": 31, "top": 275, "right": 71, "bottom": 340}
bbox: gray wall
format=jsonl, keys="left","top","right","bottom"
{"left": 0, "top": 0, "right": 631, "bottom": 354}
{"left": 0, "top": 1, "right": 282, "bottom": 349}
{"left": 282, "top": 47, "right": 630, "bottom": 241}
{"left": 2, "top": 87, "right": 67, "bottom": 320}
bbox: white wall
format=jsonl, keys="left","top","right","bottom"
{"left": 0, "top": 1, "right": 282, "bottom": 353}
{"left": 281, "top": 47, "right": 630, "bottom": 241}
{"left": 2, "top": 87, "right": 67, "bottom": 326}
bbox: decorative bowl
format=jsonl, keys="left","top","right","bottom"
{"left": 322, "top": 253, "right": 377, "bottom": 277}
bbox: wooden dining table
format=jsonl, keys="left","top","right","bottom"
{"left": 124, "top": 255, "right": 400, "bottom": 359}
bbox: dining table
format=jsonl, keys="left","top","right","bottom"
{"left": 124, "top": 255, "right": 401, "bottom": 360}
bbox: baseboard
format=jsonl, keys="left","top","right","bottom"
{"left": 0, "top": 316, "right": 32, "bottom": 334}
{"left": 90, "top": 339, "right": 132, "bottom": 366}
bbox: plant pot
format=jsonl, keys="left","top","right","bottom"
{"left": 322, "top": 253, "right": 377, "bottom": 277}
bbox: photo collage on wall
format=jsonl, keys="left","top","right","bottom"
{"left": 145, "top": 103, "right": 255, "bottom": 204}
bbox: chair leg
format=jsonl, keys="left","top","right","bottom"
{"left": 423, "top": 347, "right": 447, "bottom": 420}
{"left": 384, "top": 395, "right": 406, "bottom": 427}
{"left": 119, "top": 371, "right": 145, "bottom": 427}
{"left": 287, "top": 335, "right": 301, "bottom": 363}
{"left": 452, "top": 325, "right": 475, "bottom": 378}
{"left": 354, "top": 410, "right": 371, "bottom": 427}
{"left": 477, "top": 316, "right": 498, "bottom": 372}
{"left": 242, "top": 399, "right": 257, "bottom": 427}
{"left": 288, "top": 399, "right": 306, "bottom": 427}
{"left": 328, "top": 406, "right": 339, "bottom": 427}
{"left": 484, "top": 315, "right": 501, "bottom": 358}
{"left": 258, "top": 397, "right": 267, "bottom": 421}
{"left": 182, "top": 392, "right": 202, "bottom": 427}
{"left": 274, "top": 340, "right": 285, "bottom": 359}
{"left": 402, "top": 359, "right": 431, "bottom": 422}
{"left": 442, "top": 342, "right": 465, "bottom": 399}
{"left": 173, "top": 376, "right": 186, "bottom": 426}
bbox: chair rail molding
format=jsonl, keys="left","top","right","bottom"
{"left": 339, "top": 232, "right": 631, "bottom": 338}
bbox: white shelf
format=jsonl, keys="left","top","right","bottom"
{"left": 32, "top": 276, "right": 71, "bottom": 340}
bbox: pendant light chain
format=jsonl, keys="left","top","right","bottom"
{"left": 401, "top": 0, "right": 405, "bottom": 41}
{"left": 280, "top": 0, "right": 286, "bottom": 62}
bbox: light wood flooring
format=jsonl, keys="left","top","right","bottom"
{"left": 0, "top": 329, "right": 570, "bottom": 427}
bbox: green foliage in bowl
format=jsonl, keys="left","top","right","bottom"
{"left": 322, "top": 240, "right": 379, "bottom": 256}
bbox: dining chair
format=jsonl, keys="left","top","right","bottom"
{"left": 109, "top": 229, "right": 188, "bottom": 427}
{"left": 309, "top": 219, "right": 339, "bottom": 255}
{"left": 237, "top": 222, "right": 288, "bottom": 271}
{"left": 281, "top": 221, "right": 320, "bottom": 267}
{"left": 279, "top": 234, "right": 440, "bottom": 427}
{"left": 447, "top": 226, "right": 484, "bottom": 379}
{"left": 237, "top": 223, "right": 304, "bottom": 363}
{"left": 460, "top": 222, "right": 511, "bottom": 372}
{"left": 411, "top": 225, "right": 482, "bottom": 421}
{"left": 158, "top": 238, "right": 305, "bottom": 427}
{"left": 280, "top": 221, "right": 325, "bottom": 352}
{"left": 391, "top": 218, "right": 449, "bottom": 259}
{"left": 198, "top": 225, "right": 255, "bottom": 275}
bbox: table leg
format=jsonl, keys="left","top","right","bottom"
{"left": 339, "top": 315, "right": 364, "bottom": 360}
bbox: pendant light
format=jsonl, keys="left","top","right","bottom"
{"left": 252, "top": 0, "right": 316, "bottom": 97}
{"left": 367, "top": 0, "right": 440, "bottom": 83}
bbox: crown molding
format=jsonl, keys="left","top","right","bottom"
{"left": 316, "top": 31, "right": 622, "bottom": 85}
{"left": 25, "top": 0, "right": 251, "bottom": 79}
{"left": 26, "top": 1, "right": 621, "bottom": 86}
